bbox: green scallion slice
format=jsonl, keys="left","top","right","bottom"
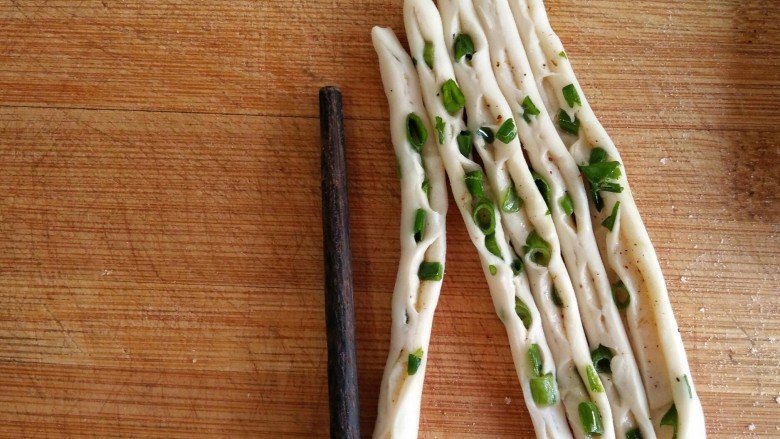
{"left": 523, "top": 230, "right": 551, "bottom": 267}
{"left": 488, "top": 265, "right": 497, "bottom": 275}
{"left": 586, "top": 365, "right": 604, "bottom": 392}
{"left": 559, "top": 51, "right": 567, "bottom": 59}
{"left": 441, "top": 79, "right": 465, "bottom": 115}
{"left": 423, "top": 41, "right": 434, "bottom": 69}
{"left": 530, "top": 373, "right": 557, "bottom": 407}
{"left": 580, "top": 162, "right": 623, "bottom": 189}
{"left": 578, "top": 401, "right": 604, "bottom": 436}
{"left": 422, "top": 179, "right": 431, "bottom": 199}
{"left": 558, "top": 109, "right": 580, "bottom": 135}
{"left": 612, "top": 280, "right": 631, "bottom": 309}
{"left": 413, "top": 209, "right": 426, "bottom": 243}
{"left": 484, "top": 233, "right": 502, "bottom": 259}
{"left": 453, "top": 33, "right": 475, "bottom": 62}
{"left": 501, "top": 185, "right": 522, "bottom": 213}
{"left": 457, "top": 130, "right": 473, "bottom": 157}
{"left": 531, "top": 171, "right": 551, "bottom": 210}
{"left": 560, "top": 193, "right": 574, "bottom": 216}
{"left": 589, "top": 147, "right": 608, "bottom": 164}
{"left": 562, "top": 84, "right": 581, "bottom": 108}
{"left": 511, "top": 258, "right": 525, "bottom": 276}
{"left": 550, "top": 285, "right": 563, "bottom": 307}
{"left": 528, "top": 344, "right": 543, "bottom": 377}
{"left": 473, "top": 199, "right": 496, "bottom": 234}
{"left": 477, "top": 126, "right": 495, "bottom": 144}
{"left": 515, "top": 297, "right": 532, "bottom": 329}
{"left": 465, "top": 170, "right": 485, "bottom": 198}
{"left": 579, "top": 160, "right": 623, "bottom": 211}
{"left": 435, "top": 116, "right": 445, "bottom": 144}
{"left": 660, "top": 404, "right": 678, "bottom": 439}
{"left": 408, "top": 347, "right": 424, "bottom": 375}
{"left": 521, "top": 96, "right": 541, "bottom": 123}
{"left": 496, "top": 118, "right": 517, "bottom": 143}
{"left": 626, "top": 427, "right": 643, "bottom": 439}
{"left": 601, "top": 201, "right": 621, "bottom": 231}
{"left": 418, "top": 261, "right": 443, "bottom": 281}
{"left": 591, "top": 345, "right": 613, "bottom": 374}
{"left": 406, "top": 113, "right": 427, "bottom": 153}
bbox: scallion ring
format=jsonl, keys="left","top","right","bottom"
{"left": 473, "top": 199, "right": 496, "bottom": 235}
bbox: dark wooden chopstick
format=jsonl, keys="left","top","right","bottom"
{"left": 319, "top": 86, "right": 361, "bottom": 439}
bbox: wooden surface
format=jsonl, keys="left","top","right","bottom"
{"left": 0, "top": 1, "right": 777, "bottom": 437}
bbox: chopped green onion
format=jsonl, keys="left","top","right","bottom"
{"left": 683, "top": 374, "right": 693, "bottom": 399}
{"left": 562, "top": 84, "right": 581, "bottom": 108}
{"left": 406, "top": 113, "right": 428, "bottom": 152}
{"left": 521, "top": 96, "right": 541, "bottom": 123}
{"left": 591, "top": 345, "right": 613, "bottom": 374}
{"left": 523, "top": 230, "right": 551, "bottom": 267}
{"left": 511, "top": 258, "right": 525, "bottom": 276}
{"left": 414, "top": 209, "right": 426, "bottom": 243}
{"left": 528, "top": 344, "right": 543, "bottom": 377}
{"left": 423, "top": 41, "right": 434, "bottom": 69}
{"left": 559, "top": 51, "right": 567, "bottom": 59}
{"left": 473, "top": 199, "right": 496, "bottom": 234}
{"left": 488, "top": 265, "right": 497, "bottom": 275}
{"left": 496, "top": 118, "right": 517, "bottom": 143}
{"left": 422, "top": 179, "right": 431, "bottom": 199}
{"left": 550, "top": 285, "right": 563, "bottom": 307}
{"left": 589, "top": 147, "right": 608, "bottom": 164}
{"left": 531, "top": 171, "right": 552, "bottom": 210}
{"left": 660, "top": 404, "right": 678, "bottom": 439}
{"left": 435, "top": 116, "right": 445, "bottom": 144}
{"left": 601, "top": 201, "right": 621, "bottom": 231}
{"left": 579, "top": 160, "right": 623, "bottom": 211}
{"left": 586, "top": 365, "right": 604, "bottom": 393}
{"left": 580, "top": 162, "right": 622, "bottom": 189}
{"left": 408, "top": 347, "right": 424, "bottom": 375}
{"left": 560, "top": 193, "right": 574, "bottom": 216}
{"left": 440, "top": 79, "right": 465, "bottom": 115}
{"left": 612, "top": 280, "right": 631, "bottom": 309}
{"left": 501, "top": 185, "right": 522, "bottom": 213}
{"left": 515, "top": 297, "right": 532, "bottom": 329}
{"left": 626, "top": 428, "right": 643, "bottom": 439}
{"left": 412, "top": 58, "right": 417, "bottom": 66}
{"left": 418, "top": 261, "right": 443, "bottom": 281}
{"left": 465, "top": 170, "right": 485, "bottom": 198}
{"left": 558, "top": 109, "right": 580, "bottom": 135}
{"left": 477, "top": 126, "right": 495, "bottom": 144}
{"left": 530, "top": 373, "right": 557, "bottom": 407}
{"left": 484, "top": 233, "right": 502, "bottom": 259}
{"left": 453, "top": 33, "right": 475, "bottom": 62}
{"left": 457, "top": 130, "right": 473, "bottom": 156}
{"left": 578, "top": 401, "right": 604, "bottom": 436}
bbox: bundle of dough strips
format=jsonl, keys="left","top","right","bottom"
{"left": 371, "top": 1, "right": 706, "bottom": 438}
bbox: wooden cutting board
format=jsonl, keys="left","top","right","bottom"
{"left": 0, "top": 1, "right": 777, "bottom": 437}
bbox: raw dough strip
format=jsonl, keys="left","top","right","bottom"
{"left": 508, "top": 0, "right": 706, "bottom": 437}
{"left": 372, "top": 27, "right": 449, "bottom": 439}
{"left": 437, "top": 1, "right": 615, "bottom": 437}
{"left": 404, "top": 1, "right": 571, "bottom": 437}
{"left": 472, "top": 0, "right": 655, "bottom": 437}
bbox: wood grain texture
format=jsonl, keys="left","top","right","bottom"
{"left": 0, "top": 1, "right": 778, "bottom": 438}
